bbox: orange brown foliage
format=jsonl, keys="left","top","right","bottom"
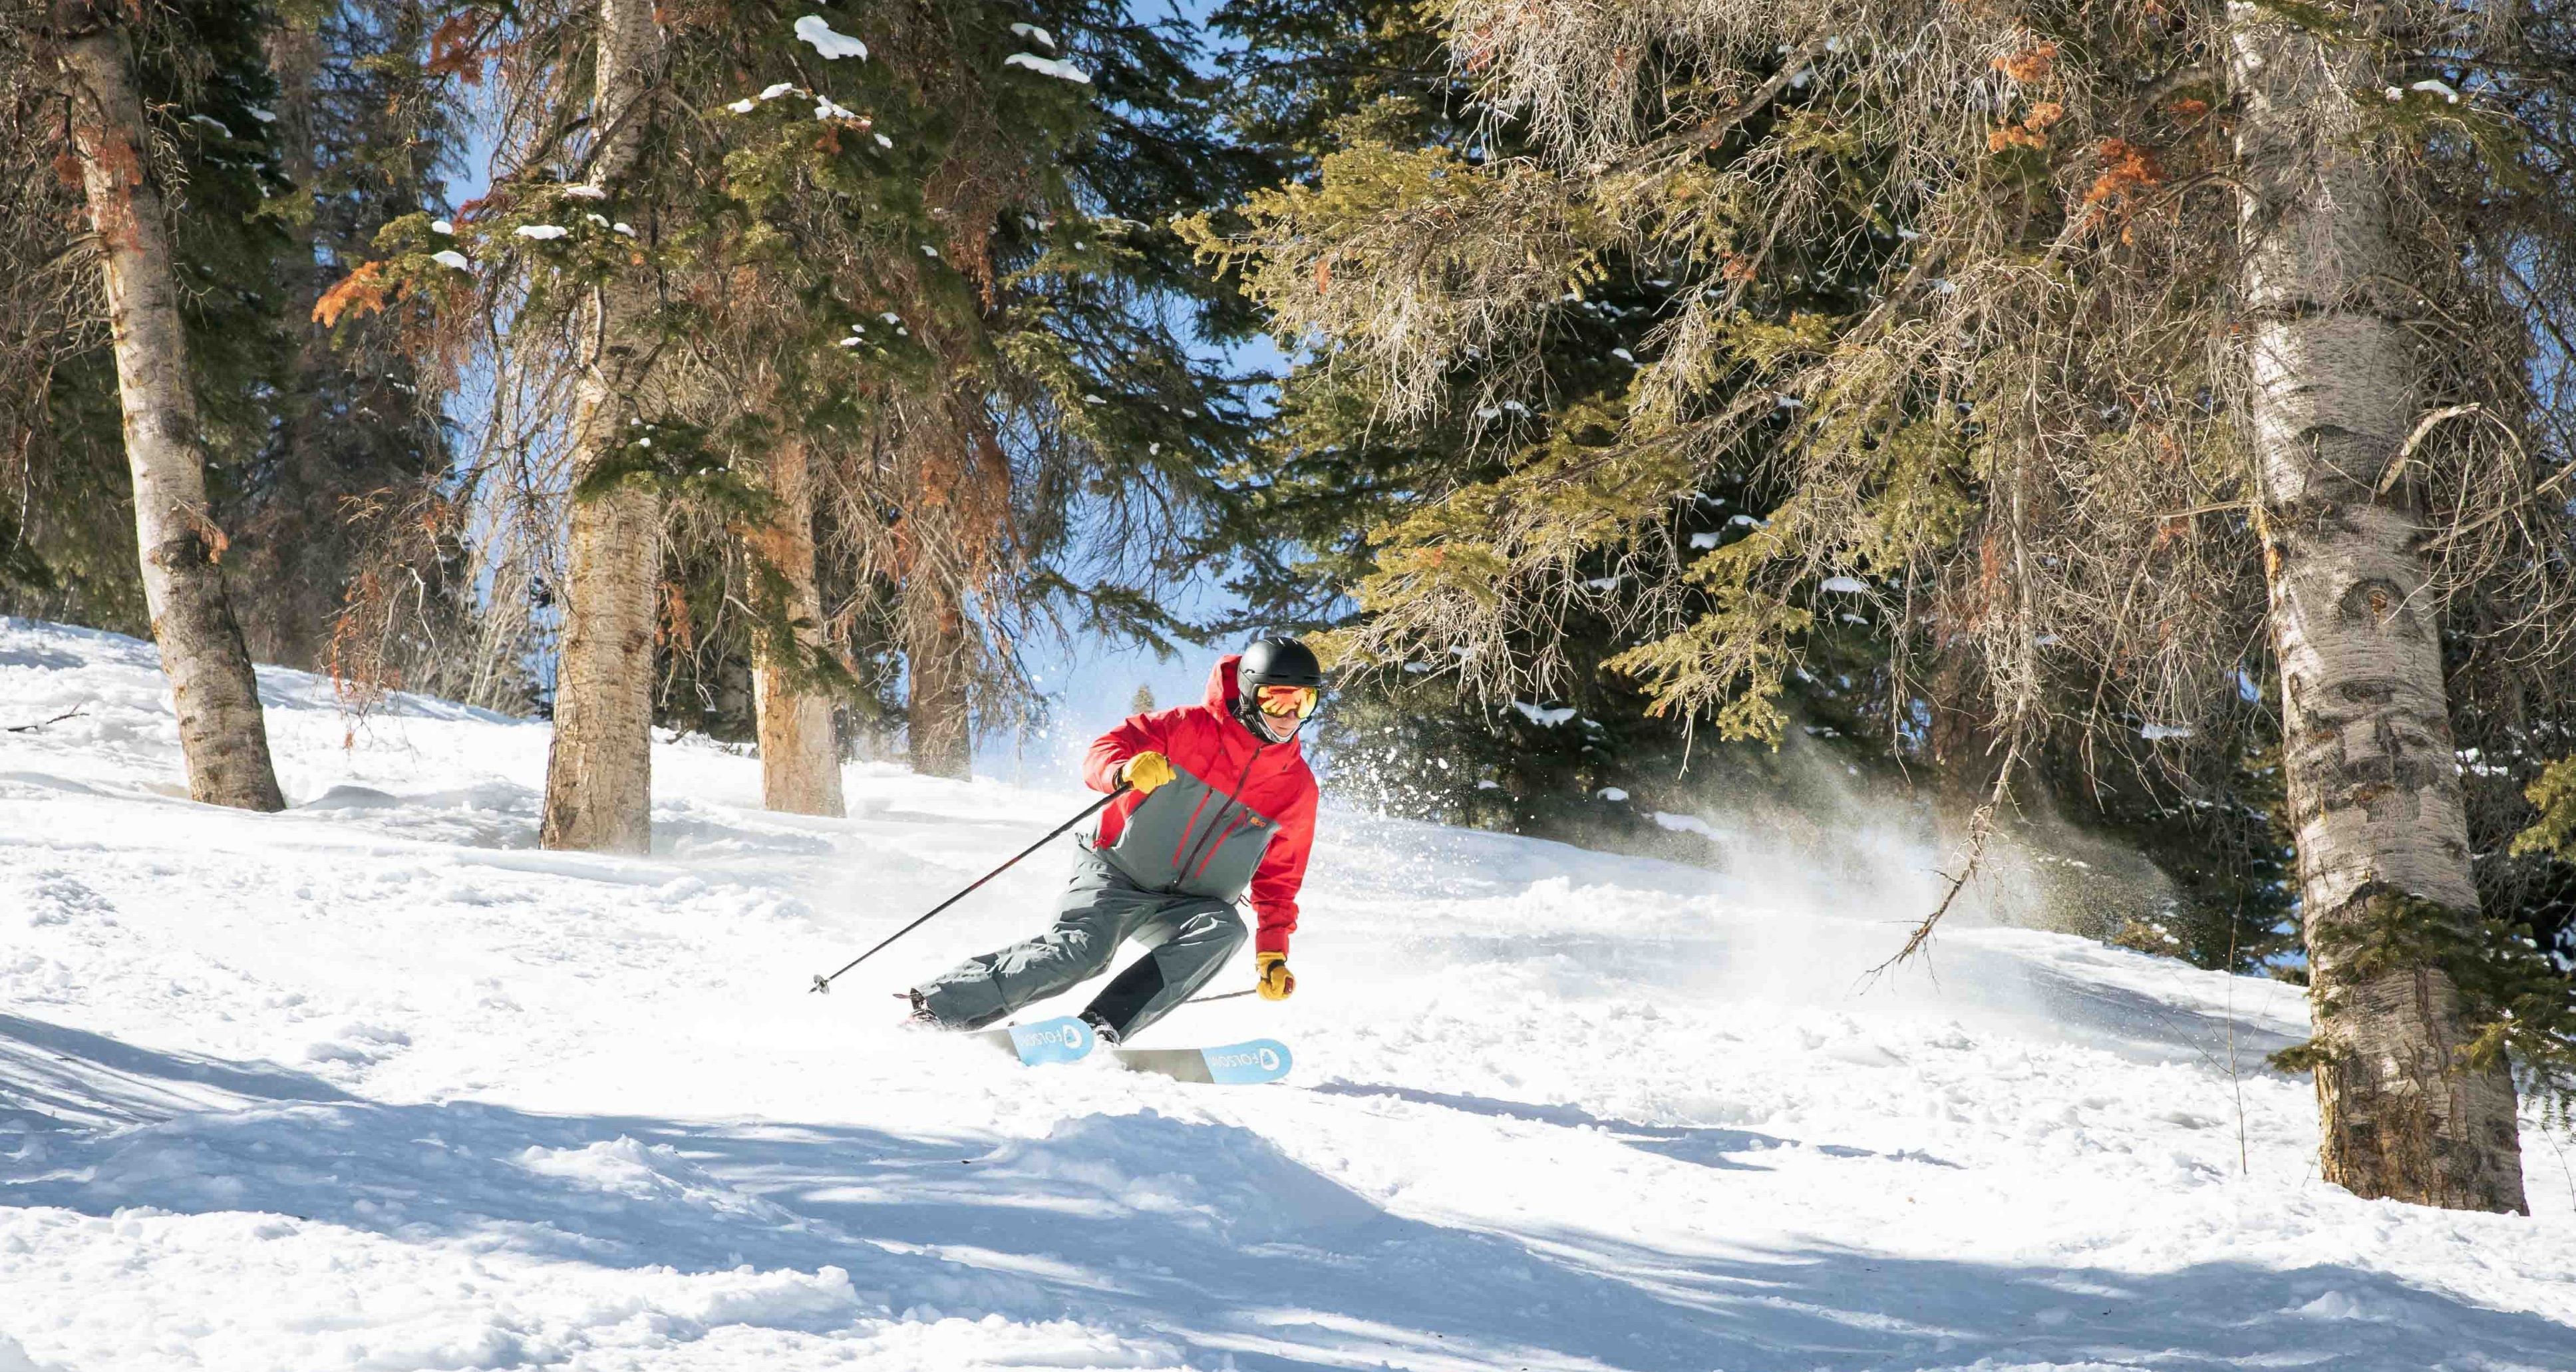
{"left": 1992, "top": 42, "right": 2058, "bottom": 83}
{"left": 2083, "top": 138, "right": 2167, "bottom": 211}
{"left": 424, "top": 13, "right": 492, "bottom": 83}
{"left": 1989, "top": 102, "right": 2064, "bottom": 152}
{"left": 659, "top": 580, "right": 696, "bottom": 651}
{"left": 314, "top": 260, "right": 399, "bottom": 327}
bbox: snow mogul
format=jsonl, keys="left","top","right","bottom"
{"left": 905, "top": 636, "right": 1324, "bottom": 1044}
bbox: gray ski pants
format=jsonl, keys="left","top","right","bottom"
{"left": 915, "top": 852, "right": 1247, "bottom": 1040}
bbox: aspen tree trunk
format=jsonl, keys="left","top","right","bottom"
{"left": 906, "top": 572, "right": 973, "bottom": 780}
{"left": 540, "top": 0, "right": 664, "bottom": 852}
{"left": 55, "top": 0, "right": 286, "bottom": 812}
{"left": 2227, "top": 3, "right": 2525, "bottom": 1212}
{"left": 748, "top": 442, "right": 844, "bottom": 816}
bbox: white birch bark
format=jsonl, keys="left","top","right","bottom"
{"left": 748, "top": 441, "right": 844, "bottom": 816}
{"left": 2227, "top": 2, "right": 2525, "bottom": 1212}
{"left": 540, "top": 0, "right": 665, "bottom": 852}
{"left": 55, "top": 0, "right": 285, "bottom": 812}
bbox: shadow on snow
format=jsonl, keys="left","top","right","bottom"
{"left": 1305, "top": 1081, "right": 1949, "bottom": 1173}
{"left": 0, "top": 1012, "right": 2561, "bottom": 1371}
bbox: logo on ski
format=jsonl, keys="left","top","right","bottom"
{"left": 1207, "top": 1045, "right": 1283, "bottom": 1073}
{"left": 1114, "top": 1037, "right": 1293, "bottom": 1085}
{"left": 987, "top": 1015, "right": 1096, "bottom": 1067}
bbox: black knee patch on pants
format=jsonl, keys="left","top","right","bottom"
{"left": 1086, "top": 953, "right": 1168, "bottom": 1035}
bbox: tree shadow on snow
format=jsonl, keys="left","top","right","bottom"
{"left": 0, "top": 1012, "right": 355, "bottom": 1133}
{"left": 294, "top": 782, "right": 841, "bottom": 866}
{"left": 1306, "top": 1081, "right": 1965, "bottom": 1172}
{"left": 2008, "top": 958, "right": 2307, "bottom": 1069}
{"left": 0, "top": 1011, "right": 2565, "bottom": 1371}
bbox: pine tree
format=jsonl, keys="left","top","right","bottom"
{"left": 1201, "top": 0, "right": 1694, "bottom": 836}
{"left": 1199, "top": 0, "right": 2576, "bottom": 1210}
{"left": 746, "top": 438, "right": 844, "bottom": 815}
{"left": 1186, "top": 0, "right": 2303, "bottom": 961}
{"left": 5, "top": 1, "right": 472, "bottom": 715}
{"left": 332, "top": 1, "right": 1268, "bottom": 834}
{"left": 662, "top": 1, "right": 1269, "bottom": 786}
{"left": 240, "top": 0, "right": 462, "bottom": 671}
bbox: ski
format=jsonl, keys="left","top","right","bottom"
{"left": 975, "top": 1015, "right": 1096, "bottom": 1067}
{"left": 1113, "top": 1037, "right": 1293, "bottom": 1085}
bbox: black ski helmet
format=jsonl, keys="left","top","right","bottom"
{"left": 1236, "top": 635, "right": 1324, "bottom": 696}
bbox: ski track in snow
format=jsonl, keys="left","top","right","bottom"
{"left": 0, "top": 616, "right": 2570, "bottom": 1371}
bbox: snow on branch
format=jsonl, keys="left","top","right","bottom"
{"left": 794, "top": 16, "right": 868, "bottom": 61}
{"left": 1004, "top": 53, "right": 1091, "bottom": 84}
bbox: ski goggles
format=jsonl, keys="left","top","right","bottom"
{"left": 1253, "top": 684, "right": 1319, "bottom": 719}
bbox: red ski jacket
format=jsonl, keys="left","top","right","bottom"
{"left": 1082, "top": 655, "right": 1319, "bottom": 956}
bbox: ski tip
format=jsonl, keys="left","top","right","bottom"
{"left": 1201, "top": 1038, "right": 1292, "bottom": 1085}
{"left": 1003, "top": 1015, "right": 1096, "bottom": 1067}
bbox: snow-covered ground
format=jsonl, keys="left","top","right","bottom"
{"left": 1, "top": 617, "right": 2571, "bottom": 1371}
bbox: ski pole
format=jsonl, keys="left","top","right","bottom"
{"left": 809, "top": 784, "right": 1130, "bottom": 994}
{"left": 1185, "top": 987, "right": 1259, "bottom": 1006}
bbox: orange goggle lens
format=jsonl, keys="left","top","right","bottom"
{"left": 1255, "top": 685, "right": 1319, "bottom": 719}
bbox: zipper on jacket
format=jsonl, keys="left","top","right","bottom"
{"left": 1169, "top": 788, "right": 1217, "bottom": 868}
{"left": 1189, "top": 810, "right": 1264, "bottom": 882}
{"left": 1174, "top": 739, "right": 1267, "bottom": 886}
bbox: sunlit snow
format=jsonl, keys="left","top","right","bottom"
{"left": 1510, "top": 699, "right": 1577, "bottom": 727}
{"left": 794, "top": 15, "right": 869, "bottom": 61}
{"left": 0, "top": 618, "right": 2568, "bottom": 1371}
{"left": 1003, "top": 52, "right": 1092, "bottom": 83}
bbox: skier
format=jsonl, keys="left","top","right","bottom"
{"left": 905, "top": 636, "right": 1325, "bottom": 1044}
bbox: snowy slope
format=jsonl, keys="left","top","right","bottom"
{"left": 0, "top": 616, "right": 2571, "bottom": 1372}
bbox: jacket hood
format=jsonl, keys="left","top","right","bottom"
{"left": 1205, "top": 654, "right": 1243, "bottom": 711}
{"left": 1206, "top": 653, "right": 1306, "bottom": 751}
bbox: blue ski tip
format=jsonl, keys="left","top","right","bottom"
{"left": 1200, "top": 1038, "right": 1293, "bottom": 1085}
{"left": 1005, "top": 1015, "right": 1095, "bottom": 1067}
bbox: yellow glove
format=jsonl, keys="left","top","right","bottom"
{"left": 1256, "top": 951, "right": 1296, "bottom": 1001}
{"left": 1120, "top": 751, "right": 1176, "bottom": 795}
